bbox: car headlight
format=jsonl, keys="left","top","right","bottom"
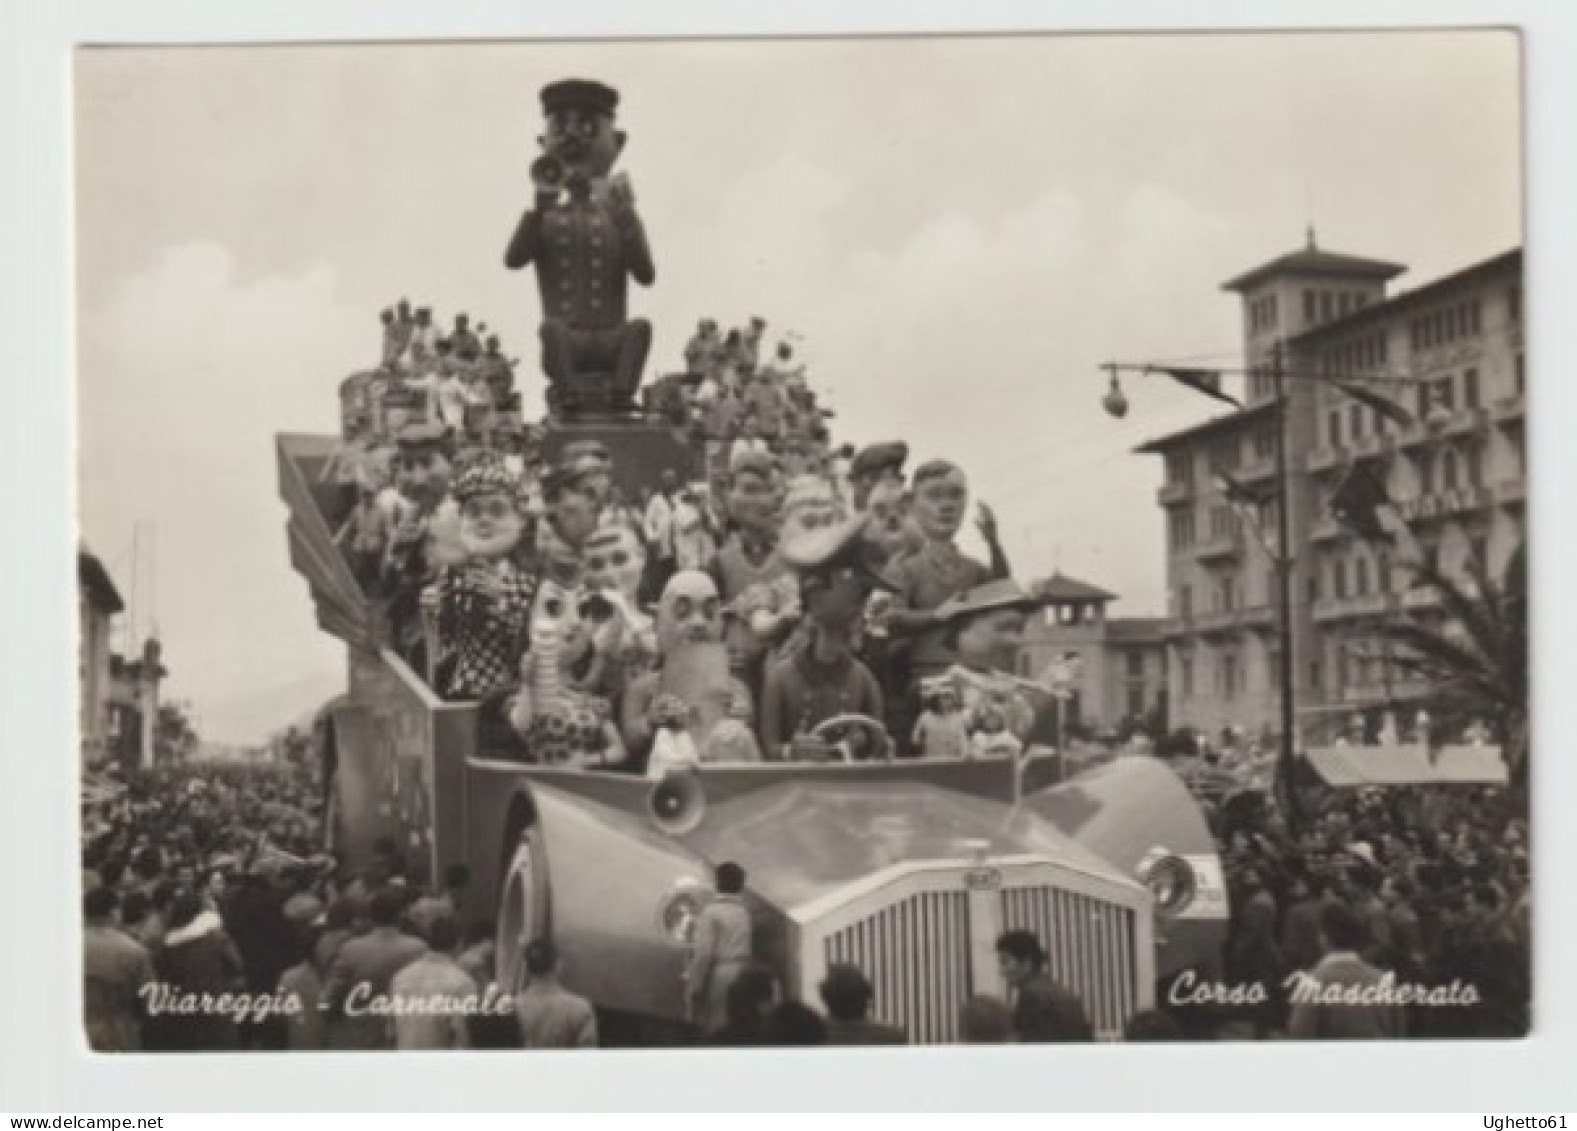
{"left": 654, "top": 879, "right": 709, "bottom": 946}
{"left": 1137, "top": 848, "right": 1198, "bottom": 917}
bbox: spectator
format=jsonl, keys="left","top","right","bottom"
{"left": 685, "top": 861, "right": 754, "bottom": 1032}
{"left": 388, "top": 914, "right": 477, "bottom": 1050}
{"left": 456, "top": 919, "right": 497, "bottom": 989}
{"left": 707, "top": 964, "right": 777, "bottom": 1047}
{"left": 819, "top": 963, "right": 906, "bottom": 1045}
{"left": 83, "top": 887, "right": 155, "bottom": 1052}
{"left": 643, "top": 470, "right": 679, "bottom": 596}
{"left": 1287, "top": 902, "right": 1405, "bottom": 1040}
{"left": 406, "top": 863, "right": 470, "bottom": 943}
{"left": 671, "top": 488, "right": 715, "bottom": 573}
{"left": 154, "top": 890, "right": 246, "bottom": 1050}
{"left": 729, "top": 416, "right": 771, "bottom": 467}
{"left": 514, "top": 938, "right": 598, "bottom": 1049}
{"left": 1124, "top": 1010, "right": 1184, "bottom": 1042}
{"left": 275, "top": 896, "right": 329, "bottom": 1051}
{"left": 323, "top": 886, "right": 428, "bottom": 1050}
{"left": 763, "top": 1000, "right": 827, "bottom": 1046}
{"left": 958, "top": 995, "right": 1015, "bottom": 1044}
{"left": 995, "top": 930, "right": 1094, "bottom": 1042}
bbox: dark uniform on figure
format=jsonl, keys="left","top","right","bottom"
{"left": 504, "top": 79, "right": 655, "bottom": 418}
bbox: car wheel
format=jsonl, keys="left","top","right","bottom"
{"left": 495, "top": 826, "right": 547, "bottom": 995}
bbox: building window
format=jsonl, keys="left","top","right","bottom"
{"left": 1328, "top": 411, "right": 1343, "bottom": 448}
{"left": 1254, "top": 427, "right": 1276, "bottom": 460}
{"left": 1305, "top": 290, "right": 1317, "bottom": 324}
{"left": 1434, "top": 376, "right": 1456, "bottom": 413}
{"left": 1463, "top": 368, "right": 1480, "bottom": 409}
{"left": 1127, "top": 651, "right": 1144, "bottom": 678}
{"left": 1470, "top": 298, "right": 1482, "bottom": 336}
{"left": 1377, "top": 551, "right": 1391, "bottom": 592}
{"left": 1417, "top": 382, "right": 1431, "bottom": 420}
{"left": 1179, "top": 585, "right": 1193, "bottom": 621}
{"left": 1465, "top": 445, "right": 1482, "bottom": 488}
{"left": 1417, "top": 451, "right": 1434, "bottom": 494}
{"left": 1350, "top": 404, "right": 1364, "bottom": 440}
{"left": 1307, "top": 572, "right": 1320, "bottom": 603}
{"left": 1442, "top": 450, "right": 1459, "bottom": 492}
{"left": 1332, "top": 558, "right": 1348, "bottom": 600}
{"left": 1127, "top": 685, "right": 1147, "bottom": 718}
{"left": 1181, "top": 655, "right": 1194, "bottom": 697}
{"left": 1310, "top": 660, "right": 1323, "bottom": 693}
{"left": 1470, "top": 535, "right": 1489, "bottom": 573}
{"left": 1355, "top": 556, "right": 1370, "bottom": 595}
{"left": 1320, "top": 292, "right": 1334, "bottom": 322}
{"left": 1169, "top": 509, "right": 1196, "bottom": 550}
{"left": 1220, "top": 652, "right": 1239, "bottom": 701}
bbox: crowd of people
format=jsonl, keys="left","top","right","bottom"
{"left": 82, "top": 762, "right": 1123, "bottom": 1050}
{"left": 1200, "top": 777, "right": 1530, "bottom": 1040}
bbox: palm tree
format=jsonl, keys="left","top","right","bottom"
{"left": 1372, "top": 541, "right": 1527, "bottom": 789}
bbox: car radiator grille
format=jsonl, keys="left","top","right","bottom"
{"left": 822, "top": 883, "right": 1141, "bottom": 1043}
{"left": 823, "top": 890, "right": 972, "bottom": 1044}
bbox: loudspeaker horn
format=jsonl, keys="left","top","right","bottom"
{"left": 647, "top": 768, "right": 707, "bottom": 836}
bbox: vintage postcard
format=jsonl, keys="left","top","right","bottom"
{"left": 74, "top": 31, "right": 1527, "bottom": 1055}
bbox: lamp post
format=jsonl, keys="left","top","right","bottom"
{"left": 1097, "top": 345, "right": 1426, "bottom": 834}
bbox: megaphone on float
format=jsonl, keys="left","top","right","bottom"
{"left": 647, "top": 768, "right": 707, "bottom": 836}
{"left": 531, "top": 153, "right": 569, "bottom": 194}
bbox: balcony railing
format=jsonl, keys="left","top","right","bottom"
{"left": 1495, "top": 477, "right": 1526, "bottom": 507}
{"left": 1193, "top": 609, "right": 1244, "bottom": 635}
{"left": 1398, "top": 488, "right": 1493, "bottom": 523}
{"left": 1400, "top": 586, "right": 1443, "bottom": 612}
{"left": 1492, "top": 394, "right": 1524, "bottom": 425}
{"left": 1194, "top": 532, "right": 1243, "bottom": 562}
{"left": 1350, "top": 431, "right": 1390, "bottom": 460}
{"left": 1238, "top": 604, "right": 1277, "bottom": 630}
{"left": 1309, "top": 515, "right": 1345, "bottom": 543}
{"left": 1236, "top": 454, "right": 1277, "bottom": 483}
{"left": 1157, "top": 480, "right": 1192, "bottom": 506}
{"left": 1305, "top": 446, "right": 1344, "bottom": 474}
{"left": 1439, "top": 406, "right": 1490, "bottom": 439}
{"left": 1310, "top": 593, "right": 1393, "bottom": 624}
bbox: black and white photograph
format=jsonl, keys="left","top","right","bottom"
{"left": 67, "top": 28, "right": 1536, "bottom": 1062}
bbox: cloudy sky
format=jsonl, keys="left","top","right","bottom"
{"left": 75, "top": 31, "right": 1521, "bottom": 743}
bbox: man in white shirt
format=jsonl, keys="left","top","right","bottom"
{"left": 387, "top": 915, "right": 478, "bottom": 1050}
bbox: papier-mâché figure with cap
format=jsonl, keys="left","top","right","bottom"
{"left": 429, "top": 460, "right": 538, "bottom": 701}
{"left": 504, "top": 79, "right": 655, "bottom": 417}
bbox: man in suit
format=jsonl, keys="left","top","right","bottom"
{"left": 995, "top": 929, "right": 1094, "bottom": 1042}
{"left": 323, "top": 886, "right": 428, "bottom": 1049}
{"left": 818, "top": 963, "right": 906, "bottom": 1045}
{"left": 1287, "top": 901, "right": 1406, "bottom": 1040}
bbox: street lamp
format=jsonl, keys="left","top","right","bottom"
{"left": 1101, "top": 370, "right": 1129, "bottom": 419}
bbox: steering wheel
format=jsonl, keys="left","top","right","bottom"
{"left": 808, "top": 714, "right": 895, "bottom": 763}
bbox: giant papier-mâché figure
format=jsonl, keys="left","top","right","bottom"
{"left": 504, "top": 78, "right": 655, "bottom": 418}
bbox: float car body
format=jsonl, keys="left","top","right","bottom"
{"left": 281, "top": 431, "right": 1227, "bottom": 1042}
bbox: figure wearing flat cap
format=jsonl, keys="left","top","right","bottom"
{"left": 430, "top": 460, "right": 538, "bottom": 701}
{"left": 504, "top": 79, "right": 655, "bottom": 418}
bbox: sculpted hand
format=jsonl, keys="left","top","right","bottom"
{"left": 975, "top": 502, "right": 1000, "bottom": 545}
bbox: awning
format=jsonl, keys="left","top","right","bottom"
{"left": 1304, "top": 744, "right": 1508, "bottom": 788}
